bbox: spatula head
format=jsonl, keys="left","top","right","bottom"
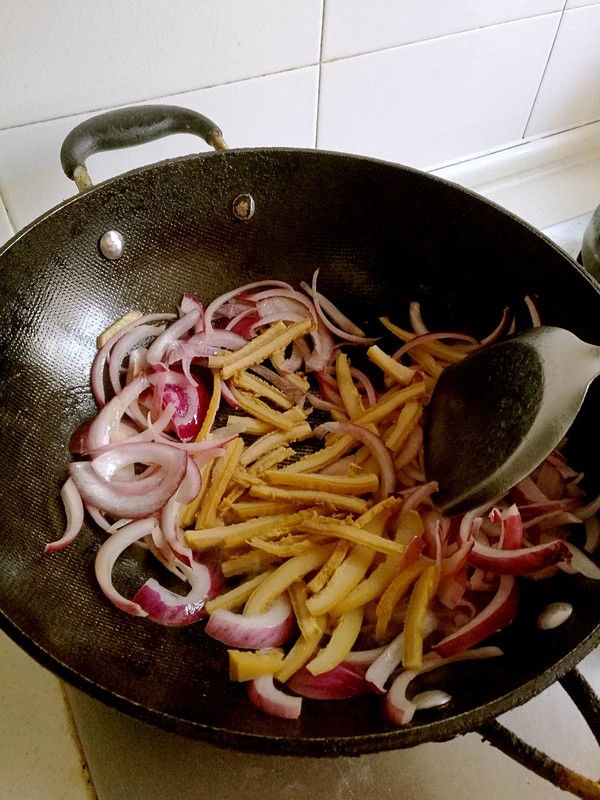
{"left": 423, "top": 327, "right": 597, "bottom": 516}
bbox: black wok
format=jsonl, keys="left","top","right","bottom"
{"left": 0, "top": 106, "right": 598, "bottom": 783}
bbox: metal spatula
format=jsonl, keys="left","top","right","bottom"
{"left": 423, "top": 326, "right": 600, "bottom": 516}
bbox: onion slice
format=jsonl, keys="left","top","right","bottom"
{"left": 434, "top": 575, "right": 519, "bottom": 658}
{"left": 94, "top": 518, "right": 158, "bottom": 616}
{"left": 205, "top": 595, "right": 296, "bottom": 649}
{"left": 286, "top": 663, "right": 374, "bottom": 700}
{"left": 69, "top": 442, "right": 188, "bottom": 519}
{"left": 247, "top": 674, "right": 302, "bottom": 720}
{"left": 44, "top": 478, "right": 85, "bottom": 553}
{"left": 132, "top": 562, "right": 212, "bottom": 626}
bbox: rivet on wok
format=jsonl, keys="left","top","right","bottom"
{"left": 99, "top": 230, "right": 125, "bottom": 260}
{"left": 232, "top": 194, "right": 255, "bottom": 221}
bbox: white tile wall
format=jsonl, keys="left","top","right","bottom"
{"left": 317, "top": 15, "right": 561, "bottom": 169}
{"left": 525, "top": 4, "right": 600, "bottom": 136}
{"left": 0, "top": 0, "right": 323, "bottom": 130}
{"left": 322, "top": 0, "right": 564, "bottom": 59}
{"left": 1, "top": 0, "right": 600, "bottom": 246}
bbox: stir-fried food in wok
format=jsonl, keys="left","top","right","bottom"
{"left": 47, "top": 273, "right": 600, "bottom": 723}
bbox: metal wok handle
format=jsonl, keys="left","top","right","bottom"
{"left": 477, "top": 666, "right": 600, "bottom": 799}
{"left": 60, "top": 104, "right": 228, "bottom": 192}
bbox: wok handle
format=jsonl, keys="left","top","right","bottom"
{"left": 60, "top": 104, "right": 227, "bottom": 192}
{"left": 477, "top": 667, "right": 600, "bottom": 799}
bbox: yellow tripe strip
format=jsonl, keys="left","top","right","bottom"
{"left": 244, "top": 544, "right": 334, "bottom": 615}
{"left": 288, "top": 581, "right": 322, "bottom": 641}
{"left": 261, "top": 469, "right": 379, "bottom": 496}
{"left": 195, "top": 437, "right": 245, "bottom": 528}
{"left": 196, "top": 369, "right": 222, "bottom": 441}
{"left": 270, "top": 348, "right": 311, "bottom": 392}
{"left": 240, "top": 422, "right": 313, "bottom": 467}
{"left": 179, "top": 459, "right": 215, "bottom": 528}
{"left": 298, "top": 516, "right": 405, "bottom": 557}
{"left": 374, "top": 559, "right": 426, "bottom": 642}
{"left": 353, "top": 382, "right": 426, "bottom": 426}
{"left": 306, "top": 607, "right": 364, "bottom": 676}
{"left": 335, "top": 351, "right": 365, "bottom": 419}
{"left": 248, "top": 535, "right": 314, "bottom": 558}
{"left": 403, "top": 564, "right": 438, "bottom": 670}
{"left": 185, "top": 510, "right": 312, "bottom": 551}
{"left": 306, "top": 540, "right": 349, "bottom": 594}
{"left": 229, "top": 388, "right": 303, "bottom": 430}
{"left": 209, "top": 318, "right": 314, "bottom": 379}
{"left": 228, "top": 648, "right": 285, "bottom": 681}
{"left": 223, "top": 498, "right": 299, "bottom": 522}
{"left": 276, "top": 618, "right": 327, "bottom": 683}
{"left": 305, "top": 545, "right": 376, "bottom": 617}
{"left": 226, "top": 415, "right": 272, "bottom": 436}
{"left": 277, "top": 433, "right": 357, "bottom": 474}
{"left": 248, "top": 484, "right": 369, "bottom": 515}
{"left": 328, "top": 555, "right": 402, "bottom": 617}
{"left": 232, "top": 371, "right": 294, "bottom": 409}
{"left": 379, "top": 317, "right": 468, "bottom": 363}
{"left": 205, "top": 569, "right": 274, "bottom": 613}
{"left": 220, "top": 550, "right": 277, "bottom": 578}
{"left": 367, "top": 344, "right": 415, "bottom": 385}
{"left": 382, "top": 400, "right": 422, "bottom": 454}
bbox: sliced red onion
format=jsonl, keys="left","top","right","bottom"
{"left": 203, "top": 280, "right": 294, "bottom": 333}
{"left": 498, "top": 504, "right": 523, "bottom": 550}
{"left": 393, "top": 330, "right": 477, "bottom": 361}
{"left": 247, "top": 674, "right": 302, "bottom": 720}
{"left": 94, "top": 518, "right": 159, "bottom": 616}
{"left": 132, "top": 562, "right": 212, "bottom": 626}
{"left": 146, "top": 306, "right": 201, "bottom": 368}
{"left": 205, "top": 595, "right": 296, "bottom": 649}
{"left": 44, "top": 478, "right": 85, "bottom": 553}
{"left": 560, "top": 541, "right": 600, "bottom": 579}
{"left": 366, "top": 612, "right": 437, "bottom": 692}
{"left": 434, "top": 575, "right": 519, "bottom": 658}
{"left": 150, "top": 369, "right": 211, "bottom": 442}
{"left": 314, "top": 420, "right": 395, "bottom": 500}
{"left": 467, "top": 537, "right": 570, "bottom": 574}
{"left": 91, "top": 312, "right": 176, "bottom": 406}
{"left": 304, "top": 322, "right": 336, "bottom": 373}
{"left": 343, "top": 645, "right": 388, "bottom": 667}
{"left": 303, "top": 270, "right": 377, "bottom": 343}
{"left": 385, "top": 646, "right": 502, "bottom": 725}
{"left": 87, "top": 372, "right": 151, "bottom": 451}
{"left": 286, "top": 663, "right": 375, "bottom": 700}
{"left": 69, "top": 442, "right": 188, "bottom": 519}
{"left": 108, "top": 323, "right": 165, "bottom": 395}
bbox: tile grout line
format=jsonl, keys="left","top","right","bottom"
{"left": 315, "top": 0, "right": 326, "bottom": 149}
{"left": 520, "top": 3, "right": 567, "bottom": 140}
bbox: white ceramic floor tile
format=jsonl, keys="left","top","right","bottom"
{"left": 525, "top": 5, "right": 600, "bottom": 136}
{"left": 0, "top": 0, "right": 323, "bottom": 130}
{"left": 318, "top": 15, "right": 560, "bottom": 170}
{"left": 323, "top": 0, "right": 563, "bottom": 60}
{"left": 0, "top": 66, "right": 318, "bottom": 236}
{"left": 0, "top": 632, "right": 95, "bottom": 800}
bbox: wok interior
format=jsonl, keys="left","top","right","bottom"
{"left": 0, "top": 148, "right": 599, "bottom": 755}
